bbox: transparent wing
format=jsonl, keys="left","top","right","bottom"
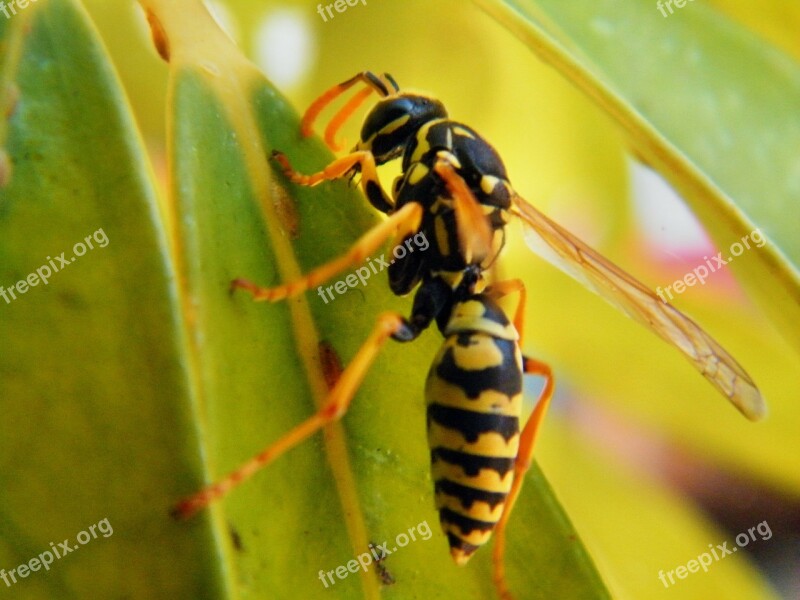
{"left": 511, "top": 193, "right": 765, "bottom": 421}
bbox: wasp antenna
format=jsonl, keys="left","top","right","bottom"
{"left": 383, "top": 72, "right": 400, "bottom": 93}
{"left": 365, "top": 71, "right": 390, "bottom": 96}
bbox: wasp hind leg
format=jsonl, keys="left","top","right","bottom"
{"left": 491, "top": 357, "right": 553, "bottom": 600}
{"left": 486, "top": 279, "right": 554, "bottom": 600}
{"left": 171, "top": 311, "right": 413, "bottom": 520}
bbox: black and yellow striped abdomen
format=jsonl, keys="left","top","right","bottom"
{"left": 425, "top": 296, "right": 522, "bottom": 565}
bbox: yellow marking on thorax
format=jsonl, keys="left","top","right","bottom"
{"left": 452, "top": 125, "right": 476, "bottom": 139}
{"left": 407, "top": 162, "right": 429, "bottom": 185}
{"left": 480, "top": 175, "right": 499, "bottom": 195}
{"left": 409, "top": 119, "right": 445, "bottom": 164}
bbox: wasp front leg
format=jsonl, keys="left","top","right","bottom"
{"left": 272, "top": 149, "right": 394, "bottom": 214}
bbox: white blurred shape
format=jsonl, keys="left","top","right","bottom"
{"left": 254, "top": 9, "right": 314, "bottom": 89}
{"left": 629, "top": 159, "right": 709, "bottom": 255}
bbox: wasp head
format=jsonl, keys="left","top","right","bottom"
{"left": 355, "top": 93, "right": 447, "bottom": 165}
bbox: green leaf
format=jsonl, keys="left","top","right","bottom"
{"left": 147, "top": 0, "right": 609, "bottom": 597}
{"left": 0, "top": 0, "right": 608, "bottom": 598}
{"left": 0, "top": 0, "right": 225, "bottom": 597}
{"left": 476, "top": 0, "right": 800, "bottom": 352}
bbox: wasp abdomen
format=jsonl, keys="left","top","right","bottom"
{"left": 425, "top": 318, "right": 523, "bottom": 565}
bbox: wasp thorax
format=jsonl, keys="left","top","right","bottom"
{"left": 357, "top": 94, "right": 447, "bottom": 164}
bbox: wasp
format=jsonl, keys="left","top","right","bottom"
{"left": 172, "top": 72, "right": 765, "bottom": 599}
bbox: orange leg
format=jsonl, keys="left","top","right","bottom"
{"left": 485, "top": 278, "right": 527, "bottom": 346}
{"left": 484, "top": 278, "right": 552, "bottom": 599}
{"left": 300, "top": 71, "right": 399, "bottom": 149}
{"left": 171, "top": 312, "right": 408, "bottom": 520}
{"left": 323, "top": 86, "right": 374, "bottom": 151}
{"left": 231, "top": 201, "right": 423, "bottom": 302}
{"left": 492, "top": 358, "right": 554, "bottom": 600}
{"left": 272, "top": 149, "right": 394, "bottom": 213}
